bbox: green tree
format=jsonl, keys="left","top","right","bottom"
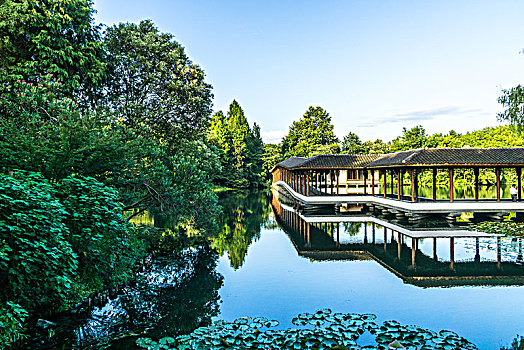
{"left": 102, "top": 20, "right": 213, "bottom": 146}
{"left": 263, "top": 144, "right": 283, "bottom": 177}
{"left": 341, "top": 131, "right": 365, "bottom": 154}
{"left": 497, "top": 85, "right": 524, "bottom": 132}
{"left": 282, "top": 106, "right": 339, "bottom": 157}
{"left": 0, "top": 0, "right": 105, "bottom": 102}
{"left": 248, "top": 123, "right": 265, "bottom": 182}
{"left": 389, "top": 125, "right": 427, "bottom": 152}
{"left": 362, "top": 139, "right": 389, "bottom": 154}
{"left": 208, "top": 100, "right": 265, "bottom": 188}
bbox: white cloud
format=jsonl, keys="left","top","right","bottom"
{"left": 261, "top": 130, "right": 286, "bottom": 144}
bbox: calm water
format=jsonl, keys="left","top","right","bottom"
{"left": 26, "top": 189, "right": 524, "bottom": 349}
{"left": 215, "top": 190, "right": 524, "bottom": 350}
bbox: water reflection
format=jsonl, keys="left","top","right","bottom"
{"left": 210, "top": 190, "right": 272, "bottom": 269}
{"left": 27, "top": 245, "right": 223, "bottom": 349}
{"left": 272, "top": 196, "right": 524, "bottom": 287}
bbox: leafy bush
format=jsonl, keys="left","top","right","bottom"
{"left": 57, "top": 176, "right": 146, "bottom": 293}
{"left": 0, "top": 302, "right": 29, "bottom": 348}
{"left": 0, "top": 171, "right": 77, "bottom": 313}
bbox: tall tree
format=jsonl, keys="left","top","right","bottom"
{"left": 208, "top": 100, "right": 265, "bottom": 188}
{"left": 102, "top": 20, "right": 213, "bottom": 146}
{"left": 341, "top": 131, "right": 365, "bottom": 154}
{"left": 0, "top": 0, "right": 105, "bottom": 101}
{"left": 227, "top": 100, "right": 251, "bottom": 177}
{"left": 389, "top": 125, "right": 427, "bottom": 152}
{"left": 282, "top": 106, "right": 339, "bottom": 157}
{"left": 497, "top": 85, "right": 524, "bottom": 132}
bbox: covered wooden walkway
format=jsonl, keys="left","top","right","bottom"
{"left": 272, "top": 148, "right": 524, "bottom": 204}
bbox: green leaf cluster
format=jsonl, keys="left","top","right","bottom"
{"left": 208, "top": 100, "right": 265, "bottom": 188}
{"left": 0, "top": 2, "right": 225, "bottom": 344}
{"left": 0, "top": 0, "right": 105, "bottom": 102}
{"left": 0, "top": 171, "right": 147, "bottom": 322}
{"left": 282, "top": 106, "right": 339, "bottom": 158}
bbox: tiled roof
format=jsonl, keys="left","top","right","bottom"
{"left": 298, "top": 154, "right": 383, "bottom": 169}
{"left": 275, "top": 157, "right": 308, "bottom": 169}
{"left": 366, "top": 148, "right": 524, "bottom": 167}
{"left": 272, "top": 148, "right": 524, "bottom": 171}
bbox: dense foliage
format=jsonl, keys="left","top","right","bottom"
{"left": 281, "top": 106, "right": 339, "bottom": 158}
{"left": 101, "top": 20, "right": 213, "bottom": 146}
{"left": 208, "top": 100, "right": 265, "bottom": 188}
{"left": 0, "top": 1, "right": 257, "bottom": 346}
{"left": 0, "top": 0, "right": 105, "bottom": 102}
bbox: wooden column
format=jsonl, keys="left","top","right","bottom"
{"left": 449, "top": 168, "right": 454, "bottom": 203}
{"left": 410, "top": 170, "right": 416, "bottom": 202}
{"left": 372, "top": 224, "right": 376, "bottom": 244}
{"left": 411, "top": 238, "right": 416, "bottom": 267}
{"left": 399, "top": 169, "right": 404, "bottom": 200}
{"left": 433, "top": 237, "right": 437, "bottom": 261}
{"left": 496, "top": 167, "right": 501, "bottom": 202}
{"left": 336, "top": 170, "right": 340, "bottom": 195}
{"left": 363, "top": 170, "right": 368, "bottom": 195}
{"left": 383, "top": 170, "right": 387, "bottom": 198}
{"left": 432, "top": 168, "right": 437, "bottom": 201}
{"left": 414, "top": 169, "right": 419, "bottom": 200}
{"left": 518, "top": 167, "right": 522, "bottom": 201}
{"left": 396, "top": 169, "right": 401, "bottom": 200}
{"left": 364, "top": 224, "right": 368, "bottom": 244}
{"left": 450, "top": 237, "right": 455, "bottom": 270}
{"left": 390, "top": 169, "right": 395, "bottom": 195}
{"left": 474, "top": 168, "right": 479, "bottom": 201}
{"left": 305, "top": 171, "right": 308, "bottom": 196}
{"left": 328, "top": 170, "right": 332, "bottom": 195}
{"left": 371, "top": 170, "right": 375, "bottom": 195}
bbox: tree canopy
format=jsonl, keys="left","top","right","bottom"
{"left": 102, "top": 20, "right": 213, "bottom": 146}
{"left": 207, "top": 100, "right": 265, "bottom": 188}
{"left": 497, "top": 85, "right": 524, "bottom": 132}
{"left": 281, "top": 106, "right": 339, "bottom": 158}
{"left": 0, "top": 0, "right": 105, "bottom": 101}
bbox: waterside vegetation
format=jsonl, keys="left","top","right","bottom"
{"left": 3, "top": 0, "right": 524, "bottom": 348}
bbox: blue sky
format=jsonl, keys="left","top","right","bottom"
{"left": 93, "top": 0, "right": 524, "bottom": 143}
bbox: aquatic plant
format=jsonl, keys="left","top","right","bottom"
{"left": 470, "top": 221, "right": 524, "bottom": 237}
{"left": 136, "top": 309, "right": 478, "bottom": 349}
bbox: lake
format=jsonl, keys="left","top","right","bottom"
{"left": 25, "top": 189, "right": 524, "bottom": 349}
{"left": 214, "top": 190, "right": 524, "bottom": 350}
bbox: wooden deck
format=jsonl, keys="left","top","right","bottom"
{"left": 274, "top": 180, "right": 524, "bottom": 214}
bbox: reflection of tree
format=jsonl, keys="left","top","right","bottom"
{"left": 120, "top": 244, "right": 223, "bottom": 338}
{"left": 342, "top": 222, "right": 362, "bottom": 236}
{"left": 48, "top": 244, "right": 223, "bottom": 348}
{"left": 211, "top": 190, "right": 271, "bottom": 269}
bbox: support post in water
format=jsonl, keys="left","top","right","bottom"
{"left": 433, "top": 237, "right": 437, "bottom": 261}
{"left": 383, "top": 227, "right": 387, "bottom": 252}
{"left": 411, "top": 237, "right": 416, "bottom": 267}
{"left": 450, "top": 237, "right": 455, "bottom": 270}
{"left": 397, "top": 232, "right": 401, "bottom": 260}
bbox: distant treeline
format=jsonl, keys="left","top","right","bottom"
{"left": 262, "top": 106, "right": 524, "bottom": 186}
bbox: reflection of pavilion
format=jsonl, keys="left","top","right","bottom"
{"left": 272, "top": 196, "right": 524, "bottom": 287}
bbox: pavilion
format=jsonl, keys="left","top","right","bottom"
{"left": 272, "top": 147, "right": 524, "bottom": 203}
